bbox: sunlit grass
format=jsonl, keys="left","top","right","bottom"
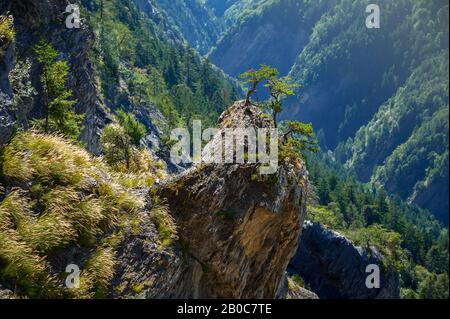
{"left": 150, "top": 198, "right": 178, "bottom": 248}
{"left": 0, "top": 131, "right": 162, "bottom": 298}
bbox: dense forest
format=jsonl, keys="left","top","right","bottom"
{"left": 287, "top": 0, "right": 449, "bottom": 224}
{"left": 306, "top": 153, "right": 448, "bottom": 298}
{"left": 82, "top": 0, "right": 239, "bottom": 131}
{"left": 190, "top": 0, "right": 449, "bottom": 225}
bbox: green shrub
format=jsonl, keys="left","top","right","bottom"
{"left": 308, "top": 205, "right": 345, "bottom": 230}
{"left": 346, "top": 225, "right": 406, "bottom": 272}
{"left": 0, "top": 15, "right": 14, "bottom": 44}
{"left": 150, "top": 198, "right": 178, "bottom": 248}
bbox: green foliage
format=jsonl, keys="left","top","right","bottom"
{"left": 101, "top": 123, "right": 134, "bottom": 171}
{"left": 100, "top": 109, "right": 165, "bottom": 186}
{"left": 275, "top": 0, "right": 449, "bottom": 223}
{"left": 101, "top": 111, "right": 146, "bottom": 171}
{"left": 240, "top": 65, "right": 317, "bottom": 163}
{"left": 155, "top": 0, "right": 224, "bottom": 55}
{"left": 86, "top": 0, "right": 238, "bottom": 129}
{"left": 308, "top": 205, "right": 344, "bottom": 230}
{"left": 240, "top": 64, "right": 277, "bottom": 106}
{"left": 346, "top": 225, "right": 405, "bottom": 272}
{"left": 279, "top": 121, "right": 318, "bottom": 165}
{"left": 306, "top": 152, "right": 448, "bottom": 298}
{"left": 116, "top": 110, "right": 146, "bottom": 147}
{"left": 290, "top": 274, "right": 304, "bottom": 288}
{"left": 33, "top": 40, "right": 83, "bottom": 139}
{"left": 265, "top": 76, "right": 299, "bottom": 124}
{"left": 401, "top": 265, "right": 449, "bottom": 299}
{"left": 0, "top": 15, "right": 14, "bottom": 45}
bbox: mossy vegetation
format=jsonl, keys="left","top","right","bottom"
{"left": 0, "top": 15, "right": 15, "bottom": 45}
{"left": 290, "top": 274, "right": 304, "bottom": 288}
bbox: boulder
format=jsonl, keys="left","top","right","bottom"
{"left": 288, "top": 221, "right": 400, "bottom": 299}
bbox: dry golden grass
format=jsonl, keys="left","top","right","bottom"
{"left": 0, "top": 131, "right": 154, "bottom": 298}
{"left": 150, "top": 198, "right": 178, "bottom": 248}
{"left": 2, "top": 130, "right": 91, "bottom": 185}
{"left": 114, "top": 148, "right": 167, "bottom": 189}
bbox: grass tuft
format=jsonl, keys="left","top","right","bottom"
{"left": 150, "top": 198, "right": 178, "bottom": 248}
{"left": 0, "top": 131, "right": 150, "bottom": 298}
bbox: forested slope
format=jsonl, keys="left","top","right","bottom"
{"left": 204, "top": 0, "right": 449, "bottom": 224}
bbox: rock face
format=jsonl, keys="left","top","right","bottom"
{"left": 158, "top": 102, "right": 308, "bottom": 298}
{"left": 0, "top": 18, "right": 15, "bottom": 146}
{"left": 288, "top": 221, "right": 400, "bottom": 299}
{"left": 1, "top": 0, "right": 110, "bottom": 153}
{"left": 1, "top": 0, "right": 170, "bottom": 157}
{"left": 275, "top": 273, "right": 319, "bottom": 299}
{"left": 110, "top": 198, "right": 186, "bottom": 299}
{"left": 110, "top": 101, "right": 309, "bottom": 299}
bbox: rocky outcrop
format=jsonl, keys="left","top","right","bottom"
{"left": 1, "top": 0, "right": 110, "bottom": 153}
{"left": 275, "top": 273, "right": 319, "bottom": 299}
{"left": 1, "top": 0, "right": 109, "bottom": 154}
{"left": 110, "top": 194, "right": 186, "bottom": 299}
{"left": 159, "top": 101, "right": 308, "bottom": 298}
{"left": 288, "top": 221, "right": 400, "bottom": 299}
{"left": 111, "top": 101, "right": 309, "bottom": 299}
{"left": 1, "top": 0, "right": 172, "bottom": 157}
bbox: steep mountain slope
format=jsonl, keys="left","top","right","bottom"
{"left": 205, "top": 0, "right": 240, "bottom": 17}
{"left": 0, "top": 0, "right": 239, "bottom": 157}
{"left": 288, "top": 0, "right": 448, "bottom": 222}
{"left": 209, "top": 0, "right": 333, "bottom": 76}
{"left": 138, "top": 0, "right": 224, "bottom": 55}
{"left": 0, "top": 101, "right": 310, "bottom": 299}
{"left": 1, "top": 0, "right": 109, "bottom": 154}
{"left": 1, "top": 0, "right": 448, "bottom": 300}
{"left": 206, "top": 0, "right": 449, "bottom": 223}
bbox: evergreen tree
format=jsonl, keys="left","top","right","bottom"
{"left": 101, "top": 110, "right": 146, "bottom": 171}
{"left": 265, "top": 76, "right": 298, "bottom": 127}
{"left": 34, "top": 40, "right": 82, "bottom": 139}
{"left": 240, "top": 65, "right": 277, "bottom": 106}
